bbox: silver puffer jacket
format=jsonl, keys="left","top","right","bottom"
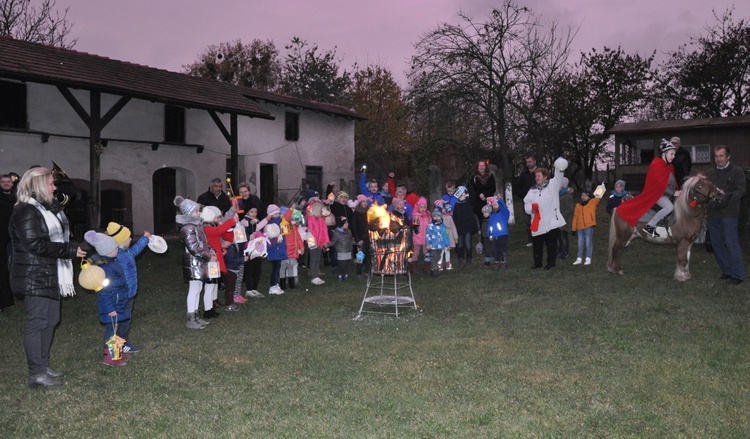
{"left": 177, "top": 214, "right": 212, "bottom": 281}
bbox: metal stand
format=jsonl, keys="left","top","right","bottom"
{"left": 356, "top": 269, "right": 417, "bottom": 318}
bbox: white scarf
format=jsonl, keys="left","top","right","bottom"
{"left": 29, "top": 198, "right": 76, "bottom": 297}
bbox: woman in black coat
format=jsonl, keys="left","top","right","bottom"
{"left": 472, "top": 160, "right": 497, "bottom": 226}
{"left": 10, "top": 167, "right": 85, "bottom": 388}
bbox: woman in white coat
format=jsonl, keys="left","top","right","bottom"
{"left": 523, "top": 158, "right": 568, "bottom": 269}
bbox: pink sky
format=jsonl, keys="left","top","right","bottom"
{"left": 58, "top": 0, "right": 749, "bottom": 86}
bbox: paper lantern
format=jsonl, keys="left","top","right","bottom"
{"left": 78, "top": 260, "right": 109, "bottom": 292}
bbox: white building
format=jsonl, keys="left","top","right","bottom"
{"left": 0, "top": 37, "right": 363, "bottom": 236}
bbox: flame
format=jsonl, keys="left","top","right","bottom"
{"left": 367, "top": 203, "right": 390, "bottom": 229}
{"left": 368, "top": 207, "right": 412, "bottom": 274}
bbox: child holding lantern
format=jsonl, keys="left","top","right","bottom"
{"left": 202, "top": 206, "right": 239, "bottom": 312}
{"left": 257, "top": 204, "right": 288, "bottom": 295}
{"left": 84, "top": 230, "right": 130, "bottom": 367}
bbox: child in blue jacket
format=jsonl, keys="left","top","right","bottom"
{"left": 425, "top": 209, "right": 450, "bottom": 277}
{"left": 106, "top": 222, "right": 150, "bottom": 354}
{"left": 84, "top": 231, "right": 130, "bottom": 367}
{"left": 487, "top": 196, "right": 510, "bottom": 269}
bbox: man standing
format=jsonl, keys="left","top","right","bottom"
{"left": 517, "top": 156, "right": 538, "bottom": 246}
{"left": 705, "top": 145, "right": 745, "bottom": 285}
{"left": 197, "top": 178, "right": 232, "bottom": 214}
{"left": 0, "top": 174, "right": 16, "bottom": 310}
{"left": 670, "top": 136, "right": 692, "bottom": 184}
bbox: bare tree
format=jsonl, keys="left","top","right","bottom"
{"left": 408, "top": 1, "right": 574, "bottom": 187}
{"left": 0, "top": 0, "right": 76, "bottom": 48}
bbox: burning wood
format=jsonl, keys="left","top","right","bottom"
{"left": 367, "top": 204, "right": 412, "bottom": 274}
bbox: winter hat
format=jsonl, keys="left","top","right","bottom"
{"left": 481, "top": 205, "right": 492, "bottom": 215}
{"left": 337, "top": 191, "right": 349, "bottom": 200}
{"left": 417, "top": 197, "right": 428, "bottom": 207}
{"left": 84, "top": 230, "right": 119, "bottom": 256}
{"left": 356, "top": 194, "right": 369, "bottom": 204}
{"left": 200, "top": 206, "right": 221, "bottom": 223}
{"left": 304, "top": 189, "right": 320, "bottom": 201}
{"left": 267, "top": 204, "right": 281, "bottom": 216}
{"left": 615, "top": 180, "right": 626, "bottom": 189}
{"left": 106, "top": 222, "right": 131, "bottom": 246}
{"left": 434, "top": 199, "right": 444, "bottom": 208}
{"left": 336, "top": 216, "right": 348, "bottom": 228}
{"left": 432, "top": 209, "right": 443, "bottom": 219}
{"left": 174, "top": 196, "right": 200, "bottom": 216}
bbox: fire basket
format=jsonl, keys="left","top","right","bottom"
{"left": 356, "top": 205, "right": 417, "bottom": 318}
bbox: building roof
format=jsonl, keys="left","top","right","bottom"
{"left": 607, "top": 115, "right": 750, "bottom": 135}
{"left": 0, "top": 36, "right": 363, "bottom": 121}
{"left": 243, "top": 88, "right": 365, "bottom": 120}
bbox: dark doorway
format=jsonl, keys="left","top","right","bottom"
{"left": 100, "top": 189, "right": 125, "bottom": 229}
{"left": 153, "top": 168, "right": 177, "bottom": 235}
{"left": 260, "top": 164, "right": 275, "bottom": 207}
{"left": 305, "top": 166, "right": 323, "bottom": 195}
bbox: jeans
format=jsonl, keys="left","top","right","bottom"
{"left": 456, "top": 232, "right": 474, "bottom": 260}
{"left": 490, "top": 235, "right": 508, "bottom": 263}
{"left": 116, "top": 297, "right": 135, "bottom": 341}
{"left": 269, "top": 260, "right": 281, "bottom": 286}
{"left": 707, "top": 217, "right": 745, "bottom": 280}
{"left": 24, "top": 296, "right": 60, "bottom": 376}
{"left": 647, "top": 196, "right": 673, "bottom": 227}
{"left": 576, "top": 227, "right": 594, "bottom": 259}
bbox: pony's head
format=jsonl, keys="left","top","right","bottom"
{"left": 675, "top": 174, "right": 722, "bottom": 221}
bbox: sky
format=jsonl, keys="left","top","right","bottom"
{"left": 56, "top": 0, "right": 750, "bottom": 87}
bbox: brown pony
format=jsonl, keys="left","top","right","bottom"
{"left": 607, "top": 174, "right": 723, "bottom": 281}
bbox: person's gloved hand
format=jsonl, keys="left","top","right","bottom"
{"left": 554, "top": 157, "right": 568, "bottom": 172}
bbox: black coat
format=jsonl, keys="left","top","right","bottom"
{"left": 197, "top": 189, "right": 232, "bottom": 214}
{"left": 9, "top": 200, "right": 79, "bottom": 299}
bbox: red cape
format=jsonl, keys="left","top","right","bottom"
{"left": 616, "top": 157, "right": 675, "bottom": 226}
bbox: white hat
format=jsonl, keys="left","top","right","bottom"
{"left": 84, "top": 230, "right": 119, "bottom": 256}
{"left": 200, "top": 206, "right": 221, "bottom": 223}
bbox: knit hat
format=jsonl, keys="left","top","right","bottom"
{"left": 417, "top": 197, "right": 427, "bottom": 207}
{"left": 356, "top": 194, "right": 369, "bottom": 204}
{"left": 304, "top": 189, "right": 320, "bottom": 201}
{"left": 336, "top": 216, "right": 348, "bottom": 228}
{"left": 174, "top": 196, "right": 200, "bottom": 216}
{"left": 200, "top": 206, "right": 221, "bottom": 223}
{"left": 84, "top": 230, "right": 119, "bottom": 256}
{"left": 615, "top": 180, "right": 626, "bottom": 189}
{"left": 267, "top": 204, "right": 281, "bottom": 216}
{"left": 106, "top": 221, "right": 131, "bottom": 246}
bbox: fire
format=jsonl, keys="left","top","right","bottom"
{"left": 367, "top": 204, "right": 412, "bottom": 275}
{"left": 367, "top": 203, "right": 390, "bottom": 229}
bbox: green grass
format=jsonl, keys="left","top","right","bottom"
{"left": 1, "top": 214, "right": 748, "bottom": 438}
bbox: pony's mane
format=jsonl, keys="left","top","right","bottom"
{"left": 674, "top": 174, "right": 702, "bottom": 222}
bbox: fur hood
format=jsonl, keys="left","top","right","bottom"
{"left": 176, "top": 214, "right": 202, "bottom": 226}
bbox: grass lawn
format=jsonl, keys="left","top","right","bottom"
{"left": 1, "top": 213, "right": 748, "bottom": 438}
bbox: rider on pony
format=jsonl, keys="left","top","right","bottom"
{"left": 616, "top": 139, "right": 682, "bottom": 237}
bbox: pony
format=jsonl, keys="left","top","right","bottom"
{"left": 607, "top": 174, "right": 723, "bottom": 281}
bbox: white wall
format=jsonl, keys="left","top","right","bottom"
{"left": 0, "top": 81, "right": 356, "bottom": 232}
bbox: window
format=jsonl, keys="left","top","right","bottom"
{"left": 0, "top": 81, "right": 27, "bottom": 129}
{"left": 636, "top": 139, "right": 654, "bottom": 164}
{"left": 164, "top": 105, "right": 185, "bottom": 143}
{"left": 684, "top": 144, "right": 711, "bottom": 164}
{"left": 285, "top": 111, "right": 299, "bottom": 141}
{"left": 305, "top": 166, "right": 322, "bottom": 194}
